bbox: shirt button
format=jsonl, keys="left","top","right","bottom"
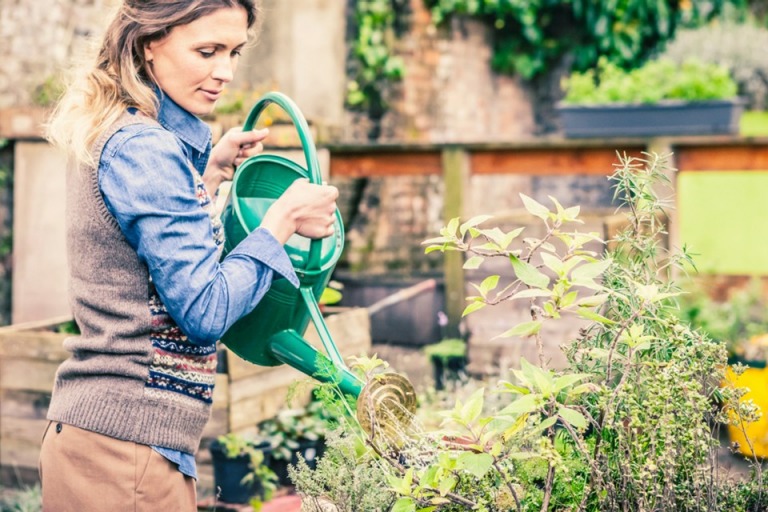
{"left": 55, "top": 423, "right": 63, "bottom": 433}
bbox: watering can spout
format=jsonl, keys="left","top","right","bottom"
{"left": 268, "top": 329, "right": 363, "bottom": 398}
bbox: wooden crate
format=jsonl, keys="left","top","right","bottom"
{"left": 0, "top": 308, "right": 372, "bottom": 490}
{"left": 0, "top": 315, "right": 71, "bottom": 486}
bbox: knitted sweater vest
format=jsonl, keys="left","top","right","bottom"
{"left": 47, "top": 112, "right": 222, "bottom": 454}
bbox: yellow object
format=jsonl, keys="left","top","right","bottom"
{"left": 725, "top": 363, "right": 768, "bottom": 458}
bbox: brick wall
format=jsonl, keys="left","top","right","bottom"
{"left": 0, "top": 0, "right": 115, "bottom": 108}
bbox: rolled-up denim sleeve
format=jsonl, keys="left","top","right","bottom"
{"left": 99, "top": 126, "right": 298, "bottom": 345}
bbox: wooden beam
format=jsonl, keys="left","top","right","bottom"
{"left": 330, "top": 151, "right": 441, "bottom": 177}
{"left": 470, "top": 147, "right": 645, "bottom": 175}
{"left": 675, "top": 144, "right": 768, "bottom": 171}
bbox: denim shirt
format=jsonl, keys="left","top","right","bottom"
{"left": 98, "top": 92, "right": 299, "bottom": 478}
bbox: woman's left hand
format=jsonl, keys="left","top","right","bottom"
{"left": 204, "top": 127, "right": 269, "bottom": 196}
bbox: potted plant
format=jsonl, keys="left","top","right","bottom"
{"left": 209, "top": 433, "right": 278, "bottom": 505}
{"left": 678, "top": 279, "right": 768, "bottom": 458}
{"left": 258, "top": 399, "right": 330, "bottom": 486}
{"left": 557, "top": 57, "right": 744, "bottom": 137}
{"left": 423, "top": 337, "right": 468, "bottom": 390}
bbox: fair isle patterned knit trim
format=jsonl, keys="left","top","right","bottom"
{"left": 143, "top": 166, "right": 224, "bottom": 405}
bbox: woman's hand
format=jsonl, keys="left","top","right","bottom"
{"left": 203, "top": 127, "right": 269, "bottom": 197}
{"left": 261, "top": 179, "right": 339, "bottom": 244}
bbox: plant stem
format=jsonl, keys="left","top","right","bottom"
{"left": 540, "top": 461, "right": 556, "bottom": 512}
{"left": 492, "top": 461, "right": 523, "bottom": 512}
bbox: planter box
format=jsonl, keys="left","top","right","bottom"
{"left": 0, "top": 309, "right": 372, "bottom": 490}
{"left": 557, "top": 99, "right": 744, "bottom": 138}
{"left": 334, "top": 272, "right": 446, "bottom": 347}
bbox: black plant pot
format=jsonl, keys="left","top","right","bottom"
{"left": 209, "top": 439, "right": 272, "bottom": 504}
{"left": 431, "top": 355, "right": 467, "bottom": 391}
{"left": 270, "top": 437, "right": 326, "bottom": 486}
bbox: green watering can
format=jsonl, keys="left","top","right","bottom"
{"left": 219, "top": 92, "right": 415, "bottom": 434}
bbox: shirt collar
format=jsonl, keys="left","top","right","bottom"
{"left": 156, "top": 89, "right": 212, "bottom": 155}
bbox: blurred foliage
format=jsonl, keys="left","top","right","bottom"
{"left": 677, "top": 279, "right": 768, "bottom": 363}
{"left": 561, "top": 57, "right": 738, "bottom": 104}
{"left": 347, "top": 0, "right": 410, "bottom": 139}
{"left": 659, "top": 20, "right": 768, "bottom": 110}
{"left": 740, "top": 110, "right": 768, "bottom": 136}
{"left": 424, "top": 0, "right": 745, "bottom": 80}
{"left": 31, "top": 74, "right": 65, "bottom": 108}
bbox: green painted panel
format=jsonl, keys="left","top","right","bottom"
{"left": 679, "top": 171, "right": 768, "bottom": 275}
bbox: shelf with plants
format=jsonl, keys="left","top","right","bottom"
{"left": 558, "top": 58, "right": 744, "bottom": 137}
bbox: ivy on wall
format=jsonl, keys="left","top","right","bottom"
{"left": 346, "top": 0, "right": 410, "bottom": 138}
{"left": 423, "top": 0, "right": 742, "bottom": 79}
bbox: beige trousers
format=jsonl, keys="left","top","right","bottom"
{"left": 39, "top": 421, "right": 197, "bottom": 512}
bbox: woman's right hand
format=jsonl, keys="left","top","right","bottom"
{"left": 260, "top": 179, "right": 339, "bottom": 244}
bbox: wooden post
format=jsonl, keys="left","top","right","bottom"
{"left": 647, "top": 138, "right": 679, "bottom": 255}
{"left": 441, "top": 148, "right": 470, "bottom": 339}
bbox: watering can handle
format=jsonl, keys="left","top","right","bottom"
{"left": 242, "top": 92, "right": 324, "bottom": 271}
{"left": 242, "top": 92, "right": 322, "bottom": 186}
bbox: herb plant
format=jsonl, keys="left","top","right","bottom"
{"left": 292, "top": 152, "right": 765, "bottom": 511}
{"left": 562, "top": 57, "right": 738, "bottom": 105}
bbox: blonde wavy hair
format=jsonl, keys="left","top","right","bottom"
{"left": 47, "top": 0, "right": 260, "bottom": 167}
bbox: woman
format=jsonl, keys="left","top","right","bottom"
{"left": 41, "top": 1, "right": 338, "bottom": 510}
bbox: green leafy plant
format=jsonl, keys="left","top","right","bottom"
{"left": 215, "top": 433, "right": 278, "bottom": 503}
{"left": 0, "top": 485, "right": 42, "bottom": 512}
{"left": 425, "top": 0, "right": 741, "bottom": 80}
{"left": 659, "top": 20, "right": 768, "bottom": 110}
{"left": 292, "top": 152, "right": 765, "bottom": 511}
{"left": 31, "top": 74, "right": 65, "bottom": 108}
{"left": 678, "top": 278, "right": 768, "bottom": 364}
{"left": 423, "top": 338, "right": 467, "bottom": 362}
{"left": 258, "top": 400, "right": 331, "bottom": 462}
{"left": 562, "top": 57, "right": 738, "bottom": 105}
{"left": 346, "top": 0, "right": 409, "bottom": 138}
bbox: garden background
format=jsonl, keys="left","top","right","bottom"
{"left": 2, "top": 0, "right": 768, "bottom": 510}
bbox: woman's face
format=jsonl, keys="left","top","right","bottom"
{"left": 143, "top": 7, "right": 248, "bottom": 116}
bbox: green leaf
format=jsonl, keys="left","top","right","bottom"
{"left": 392, "top": 498, "right": 417, "bottom": 512}
{"left": 422, "top": 236, "right": 453, "bottom": 245}
{"left": 461, "top": 388, "right": 485, "bottom": 425}
{"left": 456, "top": 452, "right": 494, "bottom": 479}
{"left": 553, "top": 373, "right": 591, "bottom": 394}
{"left": 462, "top": 301, "right": 487, "bottom": 317}
{"left": 460, "top": 215, "right": 493, "bottom": 236}
{"left": 521, "top": 358, "right": 554, "bottom": 395}
{"left": 576, "top": 308, "right": 617, "bottom": 325}
{"left": 560, "top": 291, "right": 578, "bottom": 308}
{"left": 446, "top": 217, "right": 460, "bottom": 237}
{"left": 576, "top": 293, "right": 610, "bottom": 307}
{"left": 531, "top": 415, "right": 558, "bottom": 435}
{"left": 541, "top": 253, "right": 565, "bottom": 275}
{"left": 510, "top": 288, "right": 553, "bottom": 300}
{"left": 463, "top": 256, "right": 484, "bottom": 270}
{"left": 558, "top": 406, "right": 588, "bottom": 430}
{"left": 499, "top": 380, "right": 531, "bottom": 394}
{"left": 480, "top": 275, "right": 500, "bottom": 295}
{"left": 520, "top": 193, "right": 550, "bottom": 221}
{"left": 495, "top": 320, "right": 542, "bottom": 338}
{"left": 438, "top": 475, "right": 457, "bottom": 496}
{"left": 500, "top": 227, "right": 525, "bottom": 249}
{"left": 500, "top": 393, "right": 541, "bottom": 416}
{"left": 510, "top": 255, "right": 550, "bottom": 289}
{"left": 571, "top": 259, "right": 612, "bottom": 282}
